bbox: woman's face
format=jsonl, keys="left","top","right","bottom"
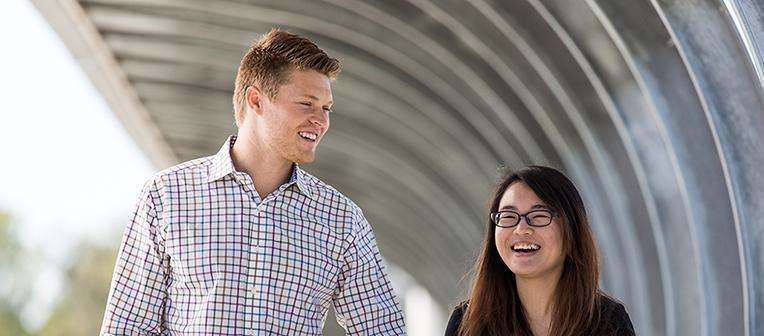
{"left": 495, "top": 182, "right": 565, "bottom": 280}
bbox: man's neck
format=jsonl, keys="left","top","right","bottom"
{"left": 231, "top": 132, "right": 293, "bottom": 200}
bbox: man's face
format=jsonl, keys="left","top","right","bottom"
{"left": 255, "top": 69, "right": 332, "bottom": 163}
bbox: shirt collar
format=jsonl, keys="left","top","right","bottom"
{"left": 206, "top": 135, "right": 314, "bottom": 199}
{"left": 288, "top": 164, "right": 315, "bottom": 199}
{"left": 206, "top": 135, "right": 238, "bottom": 183}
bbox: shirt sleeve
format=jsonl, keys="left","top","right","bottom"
{"left": 332, "top": 211, "right": 407, "bottom": 335}
{"left": 100, "top": 178, "right": 169, "bottom": 335}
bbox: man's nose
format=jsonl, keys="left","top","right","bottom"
{"left": 311, "top": 109, "right": 329, "bottom": 129}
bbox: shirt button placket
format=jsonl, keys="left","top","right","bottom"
{"left": 247, "top": 201, "right": 262, "bottom": 333}
{"left": 252, "top": 201, "right": 264, "bottom": 297}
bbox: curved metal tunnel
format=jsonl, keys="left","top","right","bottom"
{"left": 33, "top": 0, "right": 764, "bottom": 335}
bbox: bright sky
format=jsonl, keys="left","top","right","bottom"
{"left": 0, "top": 0, "right": 153, "bottom": 328}
{"left": 0, "top": 0, "right": 153, "bottom": 246}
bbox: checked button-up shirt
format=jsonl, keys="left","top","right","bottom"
{"left": 101, "top": 136, "right": 406, "bottom": 335}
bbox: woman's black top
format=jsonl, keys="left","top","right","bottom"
{"left": 444, "top": 294, "right": 636, "bottom": 336}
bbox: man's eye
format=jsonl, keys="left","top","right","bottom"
{"left": 323, "top": 108, "right": 333, "bottom": 113}
{"left": 300, "top": 102, "right": 312, "bottom": 107}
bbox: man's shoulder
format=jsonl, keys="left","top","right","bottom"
{"left": 148, "top": 155, "right": 215, "bottom": 187}
{"left": 300, "top": 170, "right": 362, "bottom": 215}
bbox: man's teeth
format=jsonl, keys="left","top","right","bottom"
{"left": 299, "top": 132, "right": 317, "bottom": 141}
{"left": 512, "top": 243, "right": 541, "bottom": 252}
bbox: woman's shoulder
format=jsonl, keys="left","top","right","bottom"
{"left": 451, "top": 301, "right": 468, "bottom": 313}
{"left": 599, "top": 294, "right": 625, "bottom": 311}
{"left": 595, "top": 293, "right": 636, "bottom": 335}
{"left": 444, "top": 301, "right": 468, "bottom": 336}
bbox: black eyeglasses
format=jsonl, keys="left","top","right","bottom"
{"left": 490, "top": 209, "right": 557, "bottom": 228}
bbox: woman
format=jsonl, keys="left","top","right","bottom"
{"left": 445, "top": 165, "right": 634, "bottom": 336}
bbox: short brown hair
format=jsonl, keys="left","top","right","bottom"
{"left": 233, "top": 29, "right": 341, "bottom": 126}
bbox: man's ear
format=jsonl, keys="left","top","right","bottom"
{"left": 245, "top": 86, "right": 266, "bottom": 115}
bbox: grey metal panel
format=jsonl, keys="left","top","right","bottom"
{"left": 650, "top": 1, "right": 764, "bottom": 335}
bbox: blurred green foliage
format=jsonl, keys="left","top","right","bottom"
{"left": 0, "top": 211, "right": 117, "bottom": 336}
{"left": 0, "top": 212, "right": 31, "bottom": 336}
{"left": 36, "top": 242, "right": 116, "bottom": 336}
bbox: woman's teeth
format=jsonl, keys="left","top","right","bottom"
{"left": 512, "top": 243, "right": 540, "bottom": 252}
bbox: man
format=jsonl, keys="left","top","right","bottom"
{"left": 101, "top": 29, "right": 406, "bottom": 335}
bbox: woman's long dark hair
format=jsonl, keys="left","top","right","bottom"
{"left": 458, "top": 165, "right": 601, "bottom": 336}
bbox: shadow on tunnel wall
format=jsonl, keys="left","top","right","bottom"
{"left": 32, "top": 0, "right": 764, "bottom": 335}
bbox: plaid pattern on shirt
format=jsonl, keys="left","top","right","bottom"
{"left": 101, "top": 136, "right": 406, "bottom": 335}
